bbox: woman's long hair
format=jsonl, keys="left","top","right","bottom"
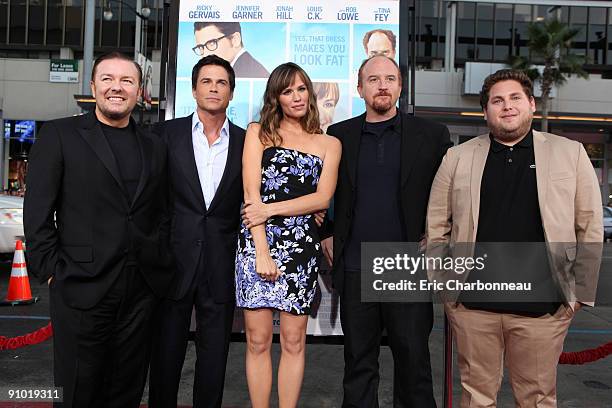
{"left": 258, "top": 62, "right": 321, "bottom": 147}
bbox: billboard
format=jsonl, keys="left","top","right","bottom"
{"left": 174, "top": 0, "right": 401, "bottom": 335}
{"left": 174, "top": 0, "right": 400, "bottom": 132}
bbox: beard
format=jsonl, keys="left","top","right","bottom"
{"left": 97, "top": 101, "right": 134, "bottom": 122}
{"left": 489, "top": 114, "right": 533, "bottom": 143}
{"left": 100, "top": 108, "right": 130, "bottom": 120}
{"left": 370, "top": 93, "right": 395, "bottom": 114}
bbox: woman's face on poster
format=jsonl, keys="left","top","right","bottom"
{"left": 317, "top": 93, "right": 337, "bottom": 132}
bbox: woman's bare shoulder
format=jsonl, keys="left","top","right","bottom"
{"left": 246, "top": 122, "right": 261, "bottom": 132}
{"left": 319, "top": 133, "right": 341, "bottom": 150}
{"left": 310, "top": 133, "right": 340, "bottom": 162}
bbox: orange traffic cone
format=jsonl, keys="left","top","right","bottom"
{"left": 1, "top": 240, "right": 39, "bottom": 306}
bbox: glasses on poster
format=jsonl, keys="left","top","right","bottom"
{"left": 192, "top": 35, "right": 229, "bottom": 56}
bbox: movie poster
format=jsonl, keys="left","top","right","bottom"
{"left": 178, "top": 0, "right": 400, "bottom": 335}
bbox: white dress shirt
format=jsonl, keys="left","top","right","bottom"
{"left": 191, "top": 113, "right": 230, "bottom": 209}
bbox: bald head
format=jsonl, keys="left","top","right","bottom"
{"left": 357, "top": 55, "right": 401, "bottom": 87}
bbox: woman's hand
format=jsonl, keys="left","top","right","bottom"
{"left": 242, "top": 200, "right": 272, "bottom": 228}
{"left": 314, "top": 210, "right": 326, "bottom": 227}
{"left": 321, "top": 237, "right": 333, "bottom": 266}
{"left": 255, "top": 251, "right": 282, "bottom": 282}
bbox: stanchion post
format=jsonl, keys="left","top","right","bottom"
{"left": 444, "top": 313, "right": 453, "bottom": 408}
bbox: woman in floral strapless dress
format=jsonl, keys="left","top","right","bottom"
{"left": 236, "top": 146, "right": 323, "bottom": 314}
{"left": 236, "top": 62, "right": 341, "bottom": 407}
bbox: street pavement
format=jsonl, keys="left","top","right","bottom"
{"left": 1, "top": 253, "right": 611, "bottom": 407}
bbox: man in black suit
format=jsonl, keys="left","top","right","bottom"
{"left": 24, "top": 52, "right": 170, "bottom": 407}
{"left": 148, "top": 55, "right": 245, "bottom": 408}
{"left": 323, "top": 55, "right": 452, "bottom": 407}
{"left": 193, "top": 21, "right": 269, "bottom": 78}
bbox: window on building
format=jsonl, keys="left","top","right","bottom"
{"left": 557, "top": 6, "right": 571, "bottom": 25}
{"left": 589, "top": 7, "right": 607, "bottom": 64}
{"left": 152, "top": 0, "right": 164, "bottom": 50}
{"left": 47, "top": 0, "right": 64, "bottom": 45}
{"left": 434, "top": 2, "right": 445, "bottom": 60}
{"left": 514, "top": 4, "right": 531, "bottom": 58}
{"left": 0, "top": 1, "right": 7, "bottom": 44}
{"left": 155, "top": 0, "right": 165, "bottom": 50}
{"left": 145, "top": 12, "right": 157, "bottom": 55}
{"left": 475, "top": 3, "right": 493, "bottom": 60}
{"left": 65, "top": 0, "right": 83, "bottom": 46}
{"left": 456, "top": 2, "right": 476, "bottom": 61}
{"left": 570, "top": 6, "right": 588, "bottom": 57}
{"left": 94, "top": 0, "right": 101, "bottom": 46}
{"left": 9, "top": 0, "right": 26, "bottom": 44}
{"left": 534, "top": 5, "right": 548, "bottom": 22}
{"left": 419, "top": 0, "right": 442, "bottom": 59}
{"left": 119, "top": 0, "right": 136, "bottom": 48}
{"left": 28, "top": 0, "right": 45, "bottom": 44}
{"left": 102, "top": 0, "right": 119, "bottom": 47}
{"left": 494, "top": 3, "right": 513, "bottom": 61}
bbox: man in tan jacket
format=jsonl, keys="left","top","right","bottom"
{"left": 426, "top": 69, "right": 603, "bottom": 407}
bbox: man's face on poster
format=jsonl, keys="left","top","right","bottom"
{"left": 366, "top": 32, "right": 395, "bottom": 59}
{"left": 194, "top": 24, "right": 240, "bottom": 63}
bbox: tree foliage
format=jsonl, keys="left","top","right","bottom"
{"left": 509, "top": 19, "right": 588, "bottom": 132}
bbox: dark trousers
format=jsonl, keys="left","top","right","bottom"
{"left": 148, "top": 264, "right": 234, "bottom": 408}
{"left": 340, "top": 270, "right": 436, "bottom": 408}
{"left": 49, "top": 266, "right": 156, "bottom": 408}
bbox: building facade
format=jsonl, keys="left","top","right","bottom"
{"left": 0, "top": 0, "right": 611, "bottom": 203}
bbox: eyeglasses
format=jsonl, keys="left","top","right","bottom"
{"left": 192, "top": 35, "right": 229, "bottom": 56}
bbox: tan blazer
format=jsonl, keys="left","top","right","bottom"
{"left": 426, "top": 130, "right": 603, "bottom": 307}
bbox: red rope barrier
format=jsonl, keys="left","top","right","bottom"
{"left": 0, "top": 320, "right": 609, "bottom": 368}
{"left": 0, "top": 322, "right": 53, "bottom": 350}
{"left": 559, "top": 341, "right": 612, "bottom": 365}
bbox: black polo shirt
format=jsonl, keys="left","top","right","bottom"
{"left": 477, "top": 130, "right": 543, "bottom": 242}
{"left": 344, "top": 113, "right": 405, "bottom": 271}
{"left": 464, "top": 130, "right": 561, "bottom": 315}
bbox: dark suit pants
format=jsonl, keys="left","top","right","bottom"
{"left": 49, "top": 266, "right": 157, "bottom": 408}
{"left": 148, "top": 270, "right": 234, "bottom": 408}
{"left": 340, "top": 270, "right": 436, "bottom": 408}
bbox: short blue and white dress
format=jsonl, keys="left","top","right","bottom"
{"left": 235, "top": 147, "right": 323, "bottom": 315}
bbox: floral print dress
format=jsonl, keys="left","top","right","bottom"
{"left": 235, "top": 147, "right": 323, "bottom": 315}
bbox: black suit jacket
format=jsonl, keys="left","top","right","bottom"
{"left": 326, "top": 112, "right": 452, "bottom": 295}
{"left": 233, "top": 50, "right": 269, "bottom": 78}
{"left": 155, "top": 114, "right": 245, "bottom": 302}
{"left": 24, "top": 112, "right": 172, "bottom": 309}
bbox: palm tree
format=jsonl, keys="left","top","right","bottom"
{"left": 510, "top": 19, "right": 588, "bottom": 133}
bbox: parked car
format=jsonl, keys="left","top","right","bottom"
{"left": 604, "top": 206, "right": 612, "bottom": 241}
{"left": 0, "top": 195, "right": 24, "bottom": 253}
